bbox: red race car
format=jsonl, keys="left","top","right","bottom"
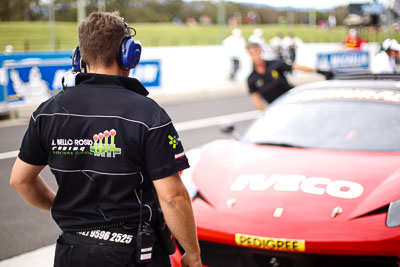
{"left": 171, "top": 75, "right": 400, "bottom": 267}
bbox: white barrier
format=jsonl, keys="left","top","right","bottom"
{"left": 139, "top": 45, "right": 251, "bottom": 103}
{"left": 141, "top": 42, "right": 381, "bottom": 98}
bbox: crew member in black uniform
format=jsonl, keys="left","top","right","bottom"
{"left": 10, "top": 12, "right": 202, "bottom": 267}
{"left": 247, "top": 42, "right": 333, "bottom": 111}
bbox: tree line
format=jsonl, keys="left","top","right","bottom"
{"left": 0, "top": 0, "right": 347, "bottom": 25}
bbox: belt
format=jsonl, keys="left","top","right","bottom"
{"left": 63, "top": 227, "right": 138, "bottom": 246}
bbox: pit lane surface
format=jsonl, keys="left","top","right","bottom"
{"left": 0, "top": 95, "right": 255, "bottom": 260}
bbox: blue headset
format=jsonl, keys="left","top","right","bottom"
{"left": 71, "top": 46, "right": 84, "bottom": 73}
{"left": 72, "top": 20, "right": 141, "bottom": 72}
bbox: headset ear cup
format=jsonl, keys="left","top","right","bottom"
{"left": 71, "top": 46, "right": 81, "bottom": 72}
{"left": 132, "top": 39, "right": 142, "bottom": 68}
{"left": 119, "top": 37, "right": 142, "bottom": 70}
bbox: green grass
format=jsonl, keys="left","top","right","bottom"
{"left": 0, "top": 21, "right": 399, "bottom": 52}
{"left": 0, "top": 21, "right": 78, "bottom": 51}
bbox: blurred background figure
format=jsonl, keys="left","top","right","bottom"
{"left": 172, "top": 17, "right": 182, "bottom": 25}
{"left": 281, "top": 32, "right": 303, "bottom": 64}
{"left": 200, "top": 15, "right": 212, "bottom": 26}
{"left": 370, "top": 38, "right": 400, "bottom": 74}
{"left": 3, "top": 45, "right": 14, "bottom": 55}
{"left": 186, "top": 17, "right": 198, "bottom": 27}
{"left": 344, "top": 28, "right": 367, "bottom": 50}
{"left": 328, "top": 14, "right": 337, "bottom": 29}
{"left": 223, "top": 28, "right": 247, "bottom": 80}
{"left": 269, "top": 32, "right": 284, "bottom": 60}
{"left": 248, "top": 28, "right": 268, "bottom": 59}
{"left": 246, "top": 11, "right": 257, "bottom": 24}
{"left": 228, "top": 12, "right": 243, "bottom": 27}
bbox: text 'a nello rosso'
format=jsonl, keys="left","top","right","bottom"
{"left": 51, "top": 139, "right": 93, "bottom": 152}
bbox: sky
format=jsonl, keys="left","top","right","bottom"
{"left": 187, "top": 0, "right": 389, "bottom": 10}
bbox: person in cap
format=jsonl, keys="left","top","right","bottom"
{"left": 3, "top": 44, "right": 13, "bottom": 55}
{"left": 344, "top": 28, "right": 367, "bottom": 50}
{"left": 269, "top": 32, "right": 284, "bottom": 60}
{"left": 248, "top": 28, "right": 267, "bottom": 59}
{"left": 370, "top": 38, "right": 400, "bottom": 74}
{"left": 281, "top": 32, "right": 303, "bottom": 64}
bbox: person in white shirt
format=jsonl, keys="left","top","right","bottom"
{"left": 281, "top": 32, "right": 303, "bottom": 64}
{"left": 370, "top": 38, "right": 400, "bottom": 74}
{"left": 222, "top": 28, "right": 247, "bottom": 80}
{"left": 248, "top": 28, "right": 267, "bottom": 57}
{"left": 328, "top": 15, "right": 336, "bottom": 29}
{"left": 269, "top": 32, "right": 284, "bottom": 60}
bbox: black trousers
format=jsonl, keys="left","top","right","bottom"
{"left": 54, "top": 232, "right": 171, "bottom": 267}
{"left": 230, "top": 58, "right": 240, "bottom": 80}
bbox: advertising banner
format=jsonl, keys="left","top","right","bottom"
{"left": 0, "top": 51, "right": 161, "bottom": 105}
{"left": 316, "top": 51, "right": 369, "bottom": 73}
{"left": 130, "top": 60, "right": 161, "bottom": 88}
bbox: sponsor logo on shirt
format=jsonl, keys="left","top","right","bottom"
{"left": 271, "top": 69, "right": 279, "bottom": 79}
{"left": 169, "top": 135, "right": 185, "bottom": 159}
{"left": 90, "top": 129, "right": 121, "bottom": 158}
{"left": 174, "top": 152, "right": 185, "bottom": 159}
{"left": 51, "top": 129, "right": 122, "bottom": 158}
{"left": 51, "top": 139, "right": 92, "bottom": 155}
{"left": 255, "top": 79, "right": 264, "bottom": 88}
{"left": 168, "top": 135, "right": 179, "bottom": 149}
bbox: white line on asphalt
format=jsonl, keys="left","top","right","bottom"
{"left": 0, "top": 110, "right": 259, "bottom": 160}
{"left": 0, "top": 150, "right": 19, "bottom": 160}
{"left": 174, "top": 110, "right": 259, "bottom": 132}
{"left": 0, "top": 244, "right": 55, "bottom": 267}
{"left": 0, "top": 119, "right": 29, "bottom": 128}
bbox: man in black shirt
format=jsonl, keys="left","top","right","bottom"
{"left": 10, "top": 12, "right": 201, "bottom": 267}
{"left": 247, "top": 42, "right": 330, "bottom": 111}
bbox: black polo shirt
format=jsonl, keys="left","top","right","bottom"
{"left": 18, "top": 73, "right": 190, "bottom": 231}
{"left": 247, "top": 60, "right": 293, "bottom": 103}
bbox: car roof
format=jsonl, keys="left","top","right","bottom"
{"left": 280, "top": 75, "right": 400, "bottom": 105}
{"left": 293, "top": 77, "right": 400, "bottom": 93}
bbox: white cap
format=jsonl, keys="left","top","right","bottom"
{"left": 232, "top": 28, "right": 242, "bottom": 37}
{"left": 5, "top": 45, "right": 13, "bottom": 52}
{"left": 253, "top": 28, "right": 263, "bottom": 37}
{"left": 382, "top": 38, "right": 400, "bottom": 51}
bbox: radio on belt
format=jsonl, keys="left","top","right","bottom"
{"left": 135, "top": 190, "right": 155, "bottom": 264}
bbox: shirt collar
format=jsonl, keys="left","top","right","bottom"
{"left": 71, "top": 73, "right": 149, "bottom": 96}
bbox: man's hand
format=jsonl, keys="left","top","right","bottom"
{"left": 181, "top": 252, "right": 202, "bottom": 267}
{"left": 153, "top": 173, "right": 202, "bottom": 266}
{"left": 317, "top": 69, "right": 335, "bottom": 80}
{"left": 250, "top": 92, "right": 266, "bottom": 111}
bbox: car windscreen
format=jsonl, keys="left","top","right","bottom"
{"left": 241, "top": 90, "right": 400, "bottom": 152}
